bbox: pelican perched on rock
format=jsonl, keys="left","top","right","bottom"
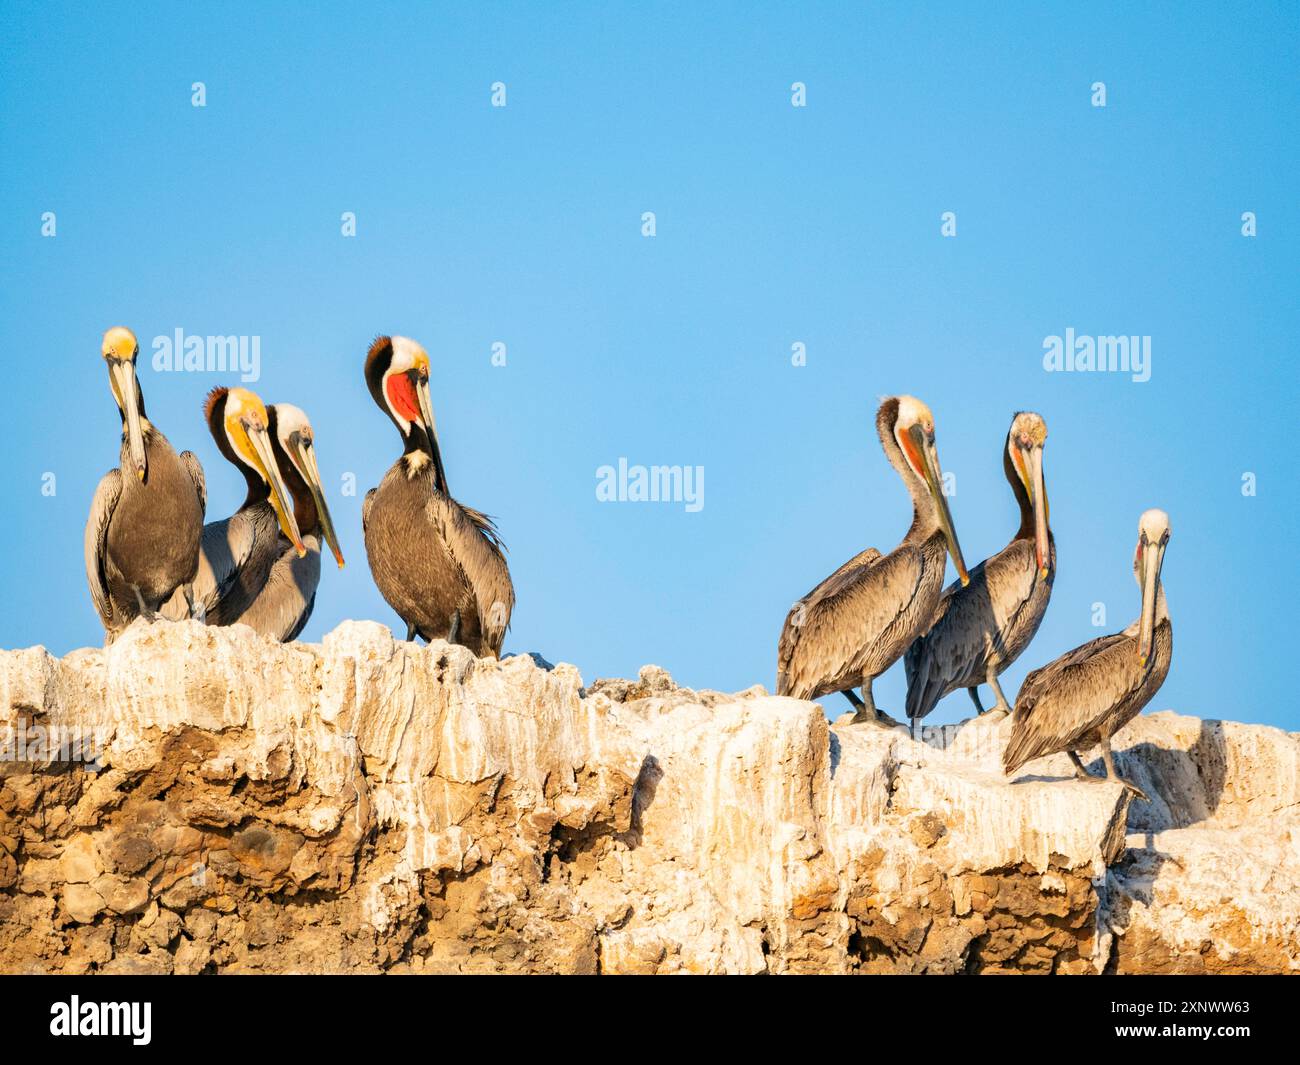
{"left": 165, "top": 399, "right": 344, "bottom": 640}
{"left": 86, "top": 326, "right": 206, "bottom": 637}
{"left": 905, "top": 411, "right": 1054, "bottom": 729}
{"left": 362, "top": 336, "right": 514, "bottom": 656}
{"left": 159, "top": 387, "right": 306, "bottom": 630}
{"left": 1003, "top": 509, "right": 1173, "bottom": 800}
{"left": 776, "top": 396, "right": 970, "bottom": 726}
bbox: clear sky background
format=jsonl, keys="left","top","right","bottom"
{"left": 1, "top": 3, "right": 1296, "bottom": 730}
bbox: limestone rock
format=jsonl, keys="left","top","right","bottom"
{"left": 1, "top": 619, "right": 1295, "bottom": 973}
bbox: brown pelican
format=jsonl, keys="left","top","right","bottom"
{"left": 904, "top": 411, "right": 1054, "bottom": 730}
{"left": 1003, "top": 509, "right": 1173, "bottom": 800}
{"left": 159, "top": 387, "right": 306, "bottom": 629}
{"left": 776, "top": 396, "right": 970, "bottom": 725}
{"left": 362, "top": 335, "right": 514, "bottom": 656}
{"left": 164, "top": 401, "right": 344, "bottom": 640}
{"left": 86, "top": 326, "right": 206, "bottom": 637}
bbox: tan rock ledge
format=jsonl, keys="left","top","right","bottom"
{"left": 1, "top": 620, "right": 1296, "bottom": 974}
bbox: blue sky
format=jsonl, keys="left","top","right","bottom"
{"left": 1, "top": 3, "right": 1296, "bottom": 730}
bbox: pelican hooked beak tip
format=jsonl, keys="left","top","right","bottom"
{"left": 1039, "top": 565, "right": 1050, "bottom": 581}
{"left": 293, "top": 436, "right": 345, "bottom": 570}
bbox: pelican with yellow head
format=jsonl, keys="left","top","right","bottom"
{"left": 160, "top": 387, "right": 309, "bottom": 630}
{"left": 86, "top": 326, "right": 207, "bottom": 638}
{"left": 167, "top": 400, "right": 347, "bottom": 640}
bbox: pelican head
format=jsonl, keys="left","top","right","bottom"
{"left": 206, "top": 387, "right": 306, "bottom": 557}
{"left": 1007, "top": 411, "right": 1050, "bottom": 579}
{"left": 1133, "top": 508, "right": 1170, "bottom": 667}
{"left": 883, "top": 395, "right": 969, "bottom": 585}
{"left": 364, "top": 335, "right": 447, "bottom": 491}
{"left": 101, "top": 326, "right": 147, "bottom": 480}
{"left": 269, "top": 403, "right": 345, "bottom": 568}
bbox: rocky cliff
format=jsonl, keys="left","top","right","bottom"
{"left": 1, "top": 621, "right": 1296, "bottom": 974}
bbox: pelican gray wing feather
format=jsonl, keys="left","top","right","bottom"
{"left": 1002, "top": 632, "right": 1139, "bottom": 773}
{"left": 362, "top": 488, "right": 377, "bottom": 536}
{"left": 430, "top": 497, "right": 514, "bottom": 655}
{"left": 778, "top": 545, "right": 931, "bottom": 700}
{"left": 160, "top": 508, "right": 267, "bottom": 622}
{"left": 905, "top": 538, "right": 1047, "bottom": 720}
{"left": 85, "top": 468, "right": 124, "bottom": 631}
{"left": 180, "top": 450, "right": 207, "bottom": 515}
{"left": 228, "top": 534, "right": 322, "bottom": 642}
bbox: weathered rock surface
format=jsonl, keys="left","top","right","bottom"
{"left": 1, "top": 620, "right": 1296, "bottom": 974}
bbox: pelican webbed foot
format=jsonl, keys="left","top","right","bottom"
{"left": 966, "top": 685, "right": 1009, "bottom": 720}
{"left": 983, "top": 670, "right": 1012, "bottom": 719}
{"left": 182, "top": 584, "right": 205, "bottom": 624}
{"left": 843, "top": 686, "right": 906, "bottom": 730}
{"left": 843, "top": 686, "right": 879, "bottom": 724}
{"left": 849, "top": 709, "right": 908, "bottom": 731}
{"left": 1099, "top": 740, "right": 1150, "bottom": 802}
{"left": 1113, "top": 777, "right": 1150, "bottom": 803}
{"left": 131, "top": 585, "right": 157, "bottom": 622}
{"left": 1067, "top": 750, "right": 1094, "bottom": 781}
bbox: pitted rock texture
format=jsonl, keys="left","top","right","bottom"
{"left": 1, "top": 620, "right": 1296, "bottom": 974}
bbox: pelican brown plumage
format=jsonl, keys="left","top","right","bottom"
{"left": 776, "top": 396, "right": 970, "bottom": 726}
{"left": 159, "top": 387, "right": 307, "bottom": 630}
{"left": 362, "top": 335, "right": 514, "bottom": 656}
{"left": 164, "top": 399, "right": 344, "bottom": 640}
{"left": 904, "top": 411, "right": 1054, "bottom": 730}
{"left": 86, "top": 326, "right": 206, "bottom": 638}
{"left": 1002, "top": 509, "right": 1173, "bottom": 800}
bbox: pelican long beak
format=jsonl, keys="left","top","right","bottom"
{"left": 1026, "top": 444, "right": 1050, "bottom": 580}
{"left": 1137, "top": 537, "right": 1165, "bottom": 667}
{"left": 410, "top": 368, "right": 449, "bottom": 495}
{"left": 246, "top": 420, "right": 306, "bottom": 556}
{"left": 293, "top": 437, "right": 345, "bottom": 568}
{"left": 911, "top": 424, "right": 970, "bottom": 586}
{"left": 110, "top": 359, "right": 147, "bottom": 480}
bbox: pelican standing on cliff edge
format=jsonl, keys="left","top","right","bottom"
{"left": 776, "top": 396, "right": 970, "bottom": 726}
{"left": 362, "top": 336, "right": 515, "bottom": 656}
{"left": 162, "top": 398, "right": 344, "bottom": 640}
{"left": 86, "top": 326, "right": 206, "bottom": 637}
{"left": 160, "top": 387, "right": 308, "bottom": 631}
{"left": 1003, "top": 509, "right": 1173, "bottom": 800}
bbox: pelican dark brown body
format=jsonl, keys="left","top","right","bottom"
{"left": 905, "top": 412, "right": 1056, "bottom": 727}
{"left": 775, "top": 395, "right": 970, "bottom": 725}
{"left": 362, "top": 335, "right": 514, "bottom": 657}
{"left": 86, "top": 327, "right": 206, "bottom": 637}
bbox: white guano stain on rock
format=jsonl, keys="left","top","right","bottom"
{"left": 1, "top": 619, "right": 1296, "bottom": 974}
